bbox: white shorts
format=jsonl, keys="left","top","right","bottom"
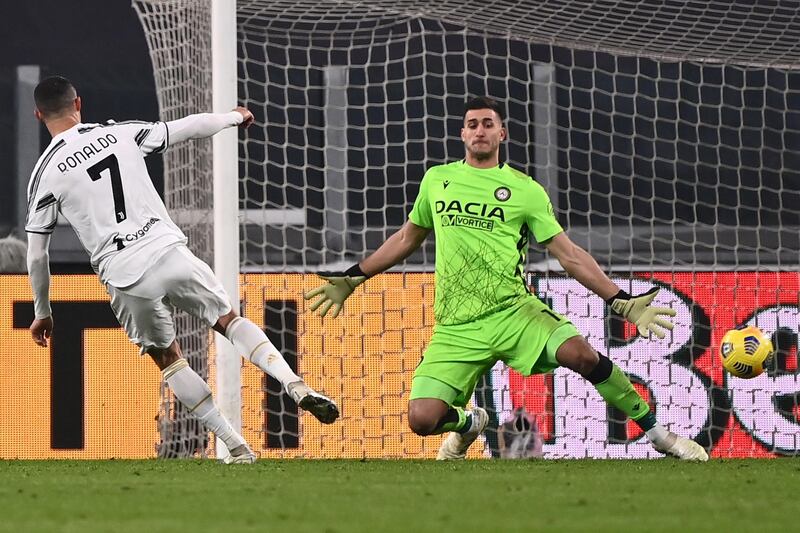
{"left": 107, "top": 245, "right": 232, "bottom": 354}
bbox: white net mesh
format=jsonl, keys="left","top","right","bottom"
{"left": 135, "top": 0, "right": 214, "bottom": 457}
{"left": 134, "top": 0, "right": 800, "bottom": 458}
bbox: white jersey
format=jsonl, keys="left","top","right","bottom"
{"left": 25, "top": 120, "right": 188, "bottom": 287}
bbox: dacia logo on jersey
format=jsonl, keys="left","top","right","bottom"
{"left": 435, "top": 200, "right": 505, "bottom": 232}
{"left": 494, "top": 187, "right": 511, "bottom": 201}
{"left": 435, "top": 200, "right": 505, "bottom": 221}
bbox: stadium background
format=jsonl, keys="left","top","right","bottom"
{"left": 1, "top": 0, "right": 799, "bottom": 460}
{"left": 3, "top": 271, "right": 800, "bottom": 459}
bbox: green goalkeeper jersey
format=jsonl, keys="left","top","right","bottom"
{"left": 409, "top": 161, "right": 563, "bottom": 325}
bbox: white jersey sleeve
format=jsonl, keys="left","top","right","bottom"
{"left": 26, "top": 185, "right": 59, "bottom": 234}
{"left": 108, "top": 120, "right": 170, "bottom": 155}
{"left": 25, "top": 113, "right": 240, "bottom": 288}
{"left": 25, "top": 139, "right": 67, "bottom": 234}
{"left": 165, "top": 111, "right": 242, "bottom": 144}
{"left": 26, "top": 232, "right": 52, "bottom": 319}
{"left": 26, "top": 121, "right": 188, "bottom": 287}
{"left": 110, "top": 112, "right": 241, "bottom": 155}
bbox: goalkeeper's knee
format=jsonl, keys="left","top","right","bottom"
{"left": 408, "top": 400, "right": 449, "bottom": 436}
{"left": 555, "top": 336, "right": 600, "bottom": 377}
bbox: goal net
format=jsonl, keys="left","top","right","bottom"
{"left": 134, "top": 0, "right": 800, "bottom": 459}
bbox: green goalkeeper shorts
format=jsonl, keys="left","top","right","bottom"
{"left": 410, "top": 296, "right": 580, "bottom": 407}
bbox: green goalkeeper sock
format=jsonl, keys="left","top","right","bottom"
{"left": 590, "top": 356, "right": 653, "bottom": 428}
{"left": 434, "top": 407, "right": 469, "bottom": 434}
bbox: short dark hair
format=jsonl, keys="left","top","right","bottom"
{"left": 34, "top": 76, "right": 77, "bottom": 118}
{"left": 464, "top": 96, "right": 505, "bottom": 123}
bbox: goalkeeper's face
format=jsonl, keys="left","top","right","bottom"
{"left": 461, "top": 109, "right": 506, "bottom": 162}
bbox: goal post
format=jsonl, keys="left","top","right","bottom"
{"left": 211, "top": 0, "right": 242, "bottom": 459}
{"left": 134, "top": 0, "right": 800, "bottom": 459}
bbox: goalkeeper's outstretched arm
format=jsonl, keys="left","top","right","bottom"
{"left": 544, "top": 232, "right": 676, "bottom": 339}
{"left": 304, "top": 220, "right": 430, "bottom": 318}
{"left": 359, "top": 220, "right": 430, "bottom": 276}
{"left": 544, "top": 232, "right": 619, "bottom": 300}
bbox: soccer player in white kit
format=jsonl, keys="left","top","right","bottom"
{"left": 25, "top": 76, "right": 339, "bottom": 463}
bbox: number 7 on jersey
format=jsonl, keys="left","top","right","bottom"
{"left": 87, "top": 154, "right": 127, "bottom": 223}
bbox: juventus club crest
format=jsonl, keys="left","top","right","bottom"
{"left": 494, "top": 187, "right": 511, "bottom": 201}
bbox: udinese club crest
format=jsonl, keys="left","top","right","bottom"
{"left": 494, "top": 187, "right": 511, "bottom": 201}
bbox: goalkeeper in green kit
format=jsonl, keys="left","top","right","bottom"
{"left": 305, "top": 96, "right": 708, "bottom": 461}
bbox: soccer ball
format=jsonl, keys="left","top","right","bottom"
{"left": 719, "top": 325, "right": 774, "bottom": 379}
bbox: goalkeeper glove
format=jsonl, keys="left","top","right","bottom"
{"left": 303, "top": 264, "right": 368, "bottom": 318}
{"left": 607, "top": 287, "right": 676, "bottom": 339}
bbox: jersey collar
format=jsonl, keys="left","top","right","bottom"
{"left": 460, "top": 159, "right": 505, "bottom": 170}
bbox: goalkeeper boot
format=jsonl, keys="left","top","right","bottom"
{"left": 653, "top": 432, "right": 709, "bottom": 462}
{"left": 436, "top": 407, "right": 489, "bottom": 460}
{"left": 287, "top": 381, "right": 340, "bottom": 424}
{"left": 223, "top": 444, "right": 257, "bottom": 464}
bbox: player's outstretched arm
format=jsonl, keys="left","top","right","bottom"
{"left": 304, "top": 220, "right": 430, "bottom": 318}
{"left": 544, "top": 232, "right": 675, "bottom": 339}
{"left": 166, "top": 107, "right": 254, "bottom": 144}
{"left": 606, "top": 287, "right": 675, "bottom": 339}
{"left": 26, "top": 233, "right": 53, "bottom": 347}
{"left": 360, "top": 220, "right": 430, "bottom": 277}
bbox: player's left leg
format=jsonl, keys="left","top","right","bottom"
{"left": 150, "top": 343, "right": 255, "bottom": 464}
{"left": 500, "top": 297, "right": 707, "bottom": 461}
{"left": 555, "top": 336, "right": 708, "bottom": 461}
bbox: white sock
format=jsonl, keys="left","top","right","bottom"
{"left": 224, "top": 316, "right": 301, "bottom": 389}
{"left": 645, "top": 423, "right": 671, "bottom": 447}
{"left": 162, "top": 359, "right": 246, "bottom": 452}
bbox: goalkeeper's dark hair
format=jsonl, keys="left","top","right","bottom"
{"left": 464, "top": 96, "right": 505, "bottom": 123}
{"left": 34, "top": 76, "right": 78, "bottom": 118}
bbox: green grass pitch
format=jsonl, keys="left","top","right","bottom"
{"left": 0, "top": 459, "right": 797, "bottom": 532}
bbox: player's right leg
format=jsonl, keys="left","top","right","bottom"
{"left": 214, "top": 311, "right": 339, "bottom": 424}
{"left": 163, "top": 245, "right": 338, "bottom": 424}
{"left": 408, "top": 387, "right": 489, "bottom": 460}
{"left": 410, "top": 324, "right": 493, "bottom": 460}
